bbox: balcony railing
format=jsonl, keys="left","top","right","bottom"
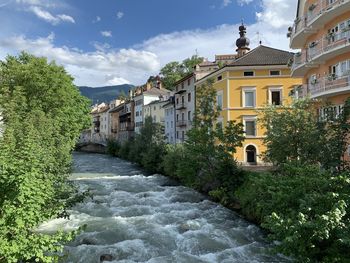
{"left": 111, "top": 128, "right": 118, "bottom": 133}
{"left": 120, "top": 123, "right": 135, "bottom": 131}
{"left": 290, "top": 0, "right": 350, "bottom": 40}
{"left": 291, "top": 30, "right": 350, "bottom": 73}
{"left": 307, "top": 74, "right": 350, "bottom": 98}
{"left": 308, "top": 30, "right": 350, "bottom": 60}
{"left": 176, "top": 103, "right": 186, "bottom": 110}
{"left": 176, "top": 120, "right": 188, "bottom": 127}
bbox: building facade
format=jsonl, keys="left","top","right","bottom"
{"left": 118, "top": 100, "right": 135, "bottom": 143}
{"left": 143, "top": 99, "right": 167, "bottom": 124}
{"left": 197, "top": 25, "right": 303, "bottom": 165}
{"left": 163, "top": 97, "right": 176, "bottom": 144}
{"left": 289, "top": 0, "right": 350, "bottom": 114}
{"left": 134, "top": 77, "right": 170, "bottom": 134}
{"left": 174, "top": 62, "right": 219, "bottom": 143}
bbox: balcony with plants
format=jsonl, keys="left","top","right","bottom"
{"left": 291, "top": 28, "right": 350, "bottom": 77}
{"left": 289, "top": 0, "right": 350, "bottom": 48}
{"left": 307, "top": 72, "right": 350, "bottom": 98}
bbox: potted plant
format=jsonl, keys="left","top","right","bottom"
{"left": 308, "top": 41, "right": 318, "bottom": 48}
{"left": 311, "top": 78, "right": 318, "bottom": 85}
{"left": 308, "top": 3, "right": 317, "bottom": 11}
{"left": 326, "top": 32, "right": 335, "bottom": 40}
{"left": 327, "top": 73, "right": 336, "bottom": 81}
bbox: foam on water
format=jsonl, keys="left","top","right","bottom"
{"left": 38, "top": 152, "right": 289, "bottom": 262}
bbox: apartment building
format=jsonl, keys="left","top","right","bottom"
{"left": 174, "top": 61, "right": 219, "bottom": 143}
{"left": 289, "top": 0, "right": 350, "bottom": 116}
{"left": 197, "top": 24, "right": 302, "bottom": 165}
{"left": 163, "top": 97, "right": 176, "bottom": 144}
{"left": 118, "top": 100, "right": 135, "bottom": 143}
{"left": 91, "top": 103, "right": 110, "bottom": 143}
{"left": 134, "top": 76, "right": 170, "bottom": 133}
{"left": 143, "top": 99, "right": 167, "bottom": 124}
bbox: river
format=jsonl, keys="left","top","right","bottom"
{"left": 38, "top": 152, "right": 289, "bottom": 263}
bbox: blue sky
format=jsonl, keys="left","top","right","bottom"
{"left": 0, "top": 0, "right": 297, "bottom": 87}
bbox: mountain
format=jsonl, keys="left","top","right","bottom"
{"left": 78, "top": 84, "right": 134, "bottom": 105}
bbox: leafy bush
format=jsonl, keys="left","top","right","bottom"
{"left": 235, "top": 165, "right": 350, "bottom": 262}
{"left": 106, "top": 139, "right": 120, "bottom": 156}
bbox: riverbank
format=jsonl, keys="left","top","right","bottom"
{"left": 106, "top": 137, "right": 350, "bottom": 263}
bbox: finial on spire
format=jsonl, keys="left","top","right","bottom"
{"left": 235, "top": 21, "right": 250, "bottom": 57}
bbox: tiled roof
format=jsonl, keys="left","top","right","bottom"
{"left": 230, "top": 45, "right": 294, "bottom": 66}
{"left": 143, "top": 88, "right": 170, "bottom": 96}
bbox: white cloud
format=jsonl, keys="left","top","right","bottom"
{"left": 93, "top": 16, "right": 101, "bottom": 23}
{"left": 222, "top": 0, "right": 232, "bottom": 7}
{"left": 116, "top": 11, "right": 124, "bottom": 19}
{"left": 255, "top": 0, "right": 296, "bottom": 29}
{"left": 101, "top": 31, "right": 112, "bottom": 37}
{"left": 237, "top": 0, "right": 253, "bottom": 6}
{"left": 105, "top": 74, "right": 130, "bottom": 85}
{"left": 29, "top": 6, "right": 75, "bottom": 25}
{"left": 0, "top": 33, "right": 160, "bottom": 86}
{"left": 57, "top": 14, "right": 75, "bottom": 23}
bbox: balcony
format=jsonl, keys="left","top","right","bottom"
{"left": 176, "top": 120, "right": 187, "bottom": 127}
{"left": 290, "top": 0, "right": 350, "bottom": 48}
{"left": 291, "top": 30, "right": 350, "bottom": 77}
{"left": 307, "top": 74, "right": 350, "bottom": 99}
{"left": 111, "top": 128, "right": 118, "bottom": 133}
{"left": 176, "top": 103, "right": 186, "bottom": 110}
{"left": 120, "top": 123, "right": 135, "bottom": 131}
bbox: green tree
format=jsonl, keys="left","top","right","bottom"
{"left": 175, "top": 78, "right": 245, "bottom": 194}
{"left": 259, "top": 98, "right": 350, "bottom": 169}
{"left": 0, "top": 52, "right": 90, "bottom": 262}
{"left": 159, "top": 61, "right": 184, "bottom": 91}
{"left": 159, "top": 55, "right": 204, "bottom": 90}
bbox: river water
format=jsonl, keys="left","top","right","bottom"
{"left": 38, "top": 152, "right": 289, "bottom": 263}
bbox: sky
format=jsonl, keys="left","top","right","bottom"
{"left": 0, "top": 0, "right": 298, "bottom": 87}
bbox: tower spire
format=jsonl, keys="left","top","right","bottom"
{"left": 235, "top": 22, "right": 250, "bottom": 57}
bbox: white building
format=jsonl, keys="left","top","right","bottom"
{"left": 174, "top": 61, "right": 219, "bottom": 143}
{"left": 134, "top": 88, "right": 170, "bottom": 133}
{"left": 91, "top": 103, "right": 109, "bottom": 144}
{"left": 163, "top": 98, "right": 176, "bottom": 144}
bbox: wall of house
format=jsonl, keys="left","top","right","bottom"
{"left": 210, "top": 67, "right": 302, "bottom": 164}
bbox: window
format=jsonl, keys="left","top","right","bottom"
{"left": 270, "top": 70, "right": 280, "bottom": 76}
{"left": 244, "top": 71, "right": 254, "bottom": 76}
{"left": 188, "top": 92, "right": 191, "bottom": 102}
{"left": 182, "top": 131, "right": 185, "bottom": 140}
{"left": 176, "top": 98, "right": 179, "bottom": 104}
{"left": 176, "top": 114, "right": 179, "bottom": 121}
{"left": 217, "top": 91, "right": 223, "bottom": 110}
{"left": 217, "top": 75, "right": 223, "bottom": 81}
{"left": 171, "top": 121, "right": 173, "bottom": 128}
{"left": 271, "top": 91, "right": 281, "bottom": 105}
{"left": 242, "top": 88, "right": 256, "bottom": 108}
{"left": 176, "top": 131, "right": 179, "bottom": 139}
{"left": 188, "top": 78, "right": 191, "bottom": 85}
{"left": 181, "top": 112, "right": 185, "bottom": 121}
{"left": 188, "top": 111, "right": 191, "bottom": 121}
{"left": 243, "top": 117, "right": 257, "bottom": 137}
{"left": 181, "top": 96, "right": 184, "bottom": 103}
{"left": 269, "top": 88, "right": 282, "bottom": 105}
{"left": 181, "top": 83, "right": 184, "bottom": 89}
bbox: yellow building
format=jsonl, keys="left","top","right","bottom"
{"left": 197, "top": 25, "right": 302, "bottom": 165}
{"left": 289, "top": 0, "right": 350, "bottom": 116}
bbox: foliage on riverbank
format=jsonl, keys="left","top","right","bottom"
{"left": 108, "top": 78, "right": 350, "bottom": 262}
{"left": 0, "top": 53, "right": 90, "bottom": 262}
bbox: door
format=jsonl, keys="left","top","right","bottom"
{"left": 246, "top": 145, "right": 257, "bottom": 164}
